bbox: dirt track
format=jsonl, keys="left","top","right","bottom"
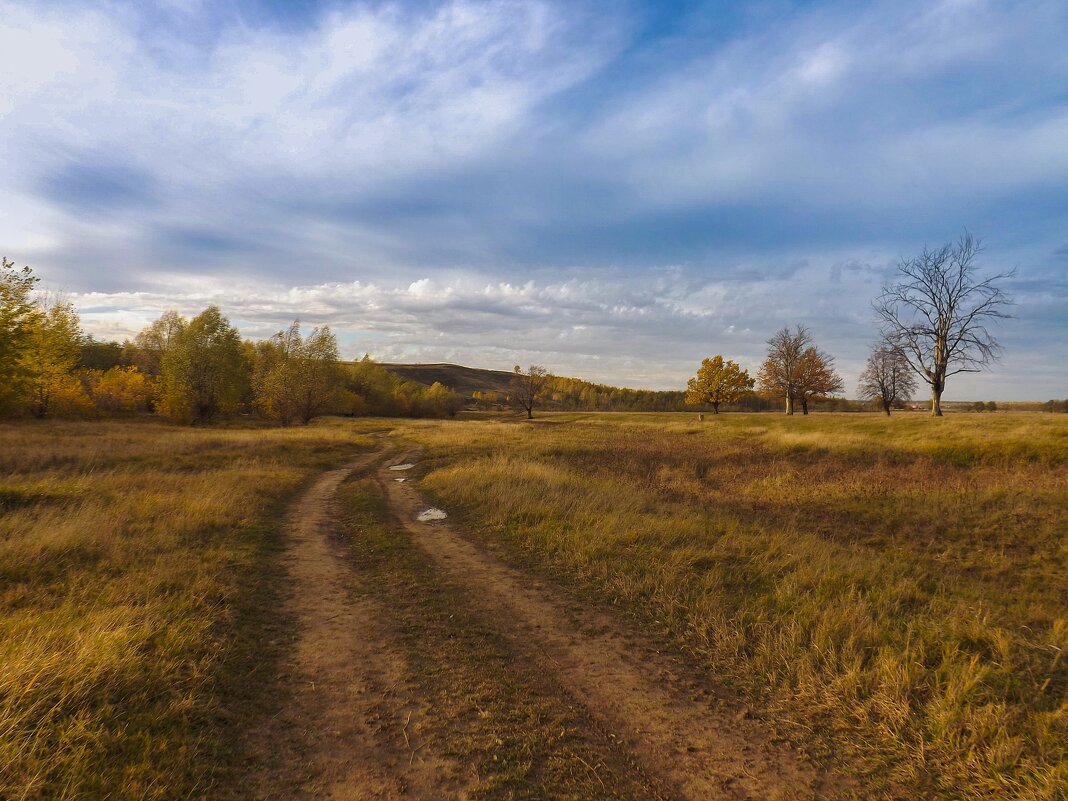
{"left": 243, "top": 453, "right": 458, "bottom": 800}
{"left": 245, "top": 445, "right": 855, "bottom": 800}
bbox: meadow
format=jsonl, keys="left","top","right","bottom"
{"left": 2, "top": 412, "right": 1065, "bottom": 800}
{"left": 402, "top": 412, "right": 1068, "bottom": 800}
{"left": 0, "top": 419, "right": 374, "bottom": 800}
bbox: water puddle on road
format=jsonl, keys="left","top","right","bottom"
{"left": 416, "top": 507, "right": 447, "bottom": 522}
{"left": 389, "top": 463, "right": 416, "bottom": 471}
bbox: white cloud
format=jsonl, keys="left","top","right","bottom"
{"left": 2, "top": 0, "right": 1065, "bottom": 399}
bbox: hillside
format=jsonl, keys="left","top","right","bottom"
{"left": 377, "top": 363, "right": 516, "bottom": 398}
{"left": 375, "top": 362, "right": 690, "bottom": 412}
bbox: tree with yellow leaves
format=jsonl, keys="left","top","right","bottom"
{"left": 22, "top": 300, "right": 86, "bottom": 417}
{"left": 685, "top": 355, "right": 754, "bottom": 414}
{"left": 1, "top": 257, "right": 39, "bottom": 413}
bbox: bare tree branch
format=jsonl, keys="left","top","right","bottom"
{"left": 873, "top": 232, "right": 1013, "bottom": 416}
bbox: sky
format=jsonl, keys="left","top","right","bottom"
{"left": 2, "top": 0, "right": 1066, "bottom": 400}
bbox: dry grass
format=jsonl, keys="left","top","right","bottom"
{"left": 0, "top": 418, "right": 374, "bottom": 800}
{"left": 401, "top": 412, "right": 1068, "bottom": 800}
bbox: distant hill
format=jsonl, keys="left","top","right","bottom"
{"left": 371, "top": 361, "right": 691, "bottom": 412}
{"left": 377, "top": 363, "right": 515, "bottom": 398}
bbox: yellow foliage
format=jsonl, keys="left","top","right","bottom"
{"left": 85, "top": 366, "right": 155, "bottom": 413}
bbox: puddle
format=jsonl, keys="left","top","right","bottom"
{"left": 394, "top": 477, "right": 408, "bottom": 483}
{"left": 416, "top": 507, "right": 447, "bottom": 522}
{"left": 389, "top": 463, "right": 415, "bottom": 471}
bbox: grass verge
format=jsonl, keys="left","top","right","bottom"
{"left": 0, "top": 418, "right": 373, "bottom": 800}
{"left": 399, "top": 412, "right": 1068, "bottom": 801}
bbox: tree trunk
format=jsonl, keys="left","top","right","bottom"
{"left": 785, "top": 395, "right": 793, "bottom": 415}
{"left": 712, "top": 402, "right": 720, "bottom": 414}
{"left": 931, "top": 385, "right": 944, "bottom": 417}
{"left": 883, "top": 399, "right": 892, "bottom": 416}
{"left": 801, "top": 398, "right": 809, "bottom": 415}
{"left": 526, "top": 406, "right": 533, "bottom": 419}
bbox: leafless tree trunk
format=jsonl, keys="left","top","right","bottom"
{"left": 874, "top": 233, "right": 1012, "bottom": 417}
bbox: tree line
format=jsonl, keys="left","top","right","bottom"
{"left": 4, "top": 233, "right": 1060, "bottom": 421}
{"left": 0, "top": 259, "right": 461, "bottom": 423}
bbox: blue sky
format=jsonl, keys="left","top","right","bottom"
{"left": 2, "top": 0, "right": 1066, "bottom": 399}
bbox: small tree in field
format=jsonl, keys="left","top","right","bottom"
{"left": 874, "top": 233, "right": 1012, "bottom": 416}
{"left": 510, "top": 364, "right": 549, "bottom": 419}
{"left": 858, "top": 343, "right": 916, "bottom": 415}
{"left": 757, "top": 325, "right": 811, "bottom": 415}
{"left": 685, "top": 355, "right": 753, "bottom": 414}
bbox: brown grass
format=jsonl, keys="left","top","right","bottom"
{"left": 399, "top": 412, "right": 1068, "bottom": 800}
{"left": 0, "top": 418, "right": 374, "bottom": 800}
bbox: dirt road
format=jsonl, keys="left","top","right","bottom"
{"left": 244, "top": 446, "right": 855, "bottom": 800}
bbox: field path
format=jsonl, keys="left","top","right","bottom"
{"left": 243, "top": 451, "right": 459, "bottom": 801}
{"left": 379, "top": 450, "right": 854, "bottom": 801}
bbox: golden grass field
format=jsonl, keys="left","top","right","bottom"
{"left": 0, "top": 419, "right": 375, "bottom": 800}
{"left": 400, "top": 412, "right": 1068, "bottom": 800}
{"left": 1, "top": 412, "right": 1065, "bottom": 800}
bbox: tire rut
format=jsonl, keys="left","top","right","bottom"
{"left": 379, "top": 452, "right": 858, "bottom": 801}
{"left": 243, "top": 451, "right": 461, "bottom": 801}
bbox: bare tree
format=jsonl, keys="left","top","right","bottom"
{"left": 510, "top": 364, "right": 550, "bottom": 419}
{"left": 874, "top": 233, "right": 1012, "bottom": 416}
{"left": 757, "top": 325, "right": 811, "bottom": 415}
{"left": 858, "top": 342, "right": 917, "bottom": 416}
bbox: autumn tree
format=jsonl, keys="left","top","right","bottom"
{"left": 794, "top": 346, "right": 844, "bottom": 415}
{"left": 685, "top": 355, "right": 753, "bottom": 414}
{"left": 253, "top": 321, "right": 343, "bottom": 424}
{"left": 130, "top": 310, "right": 187, "bottom": 376}
{"left": 857, "top": 343, "right": 916, "bottom": 416}
{"left": 874, "top": 233, "right": 1012, "bottom": 416}
{"left": 757, "top": 325, "right": 811, "bottom": 415}
{"left": 0, "top": 258, "right": 38, "bottom": 412}
{"left": 85, "top": 366, "right": 155, "bottom": 414}
{"left": 159, "top": 306, "right": 247, "bottom": 423}
{"left": 22, "top": 299, "right": 86, "bottom": 417}
{"left": 421, "top": 381, "right": 464, "bottom": 418}
{"left": 510, "top": 364, "right": 550, "bottom": 419}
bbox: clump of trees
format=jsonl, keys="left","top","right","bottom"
{"left": 541, "top": 377, "right": 686, "bottom": 412}
{"left": 0, "top": 259, "right": 465, "bottom": 424}
{"left": 685, "top": 356, "right": 753, "bottom": 414}
{"left": 252, "top": 322, "right": 344, "bottom": 424}
{"left": 344, "top": 356, "right": 463, "bottom": 417}
{"left": 158, "top": 307, "right": 247, "bottom": 423}
{"left": 757, "top": 326, "right": 843, "bottom": 415}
